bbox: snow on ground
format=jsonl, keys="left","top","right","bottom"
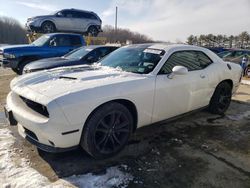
{"left": 52, "top": 166, "right": 133, "bottom": 188}
{"left": 0, "top": 127, "right": 134, "bottom": 188}
{"left": 241, "top": 79, "right": 250, "bottom": 85}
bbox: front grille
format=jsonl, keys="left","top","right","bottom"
{"left": 20, "top": 96, "right": 49, "bottom": 118}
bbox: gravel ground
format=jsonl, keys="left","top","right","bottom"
{"left": 0, "top": 67, "right": 250, "bottom": 187}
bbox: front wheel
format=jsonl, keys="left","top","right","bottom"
{"left": 81, "top": 102, "right": 133, "bottom": 159}
{"left": 208, "top": 82, "right": 232, "bottom": 115}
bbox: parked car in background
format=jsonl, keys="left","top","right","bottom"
{"left": 26, "top": 9, "right": 102, "bottom": 36}
{"left": 218, "top": 49, "right": 250, "bottom": 64}
{"left": 5, "top": 44, "right": 242, "bottom": 159}
{"left": 206, "top": 47, "right": 228, "bottom": 54}
{"left": 0, "top": 33, "right": 85, "bottom": 74}
{"left": 23, "top": 45, "right": 118, "bottom": 74}
{"left": 218, "top": 49, "right": 250, "bottom": 76}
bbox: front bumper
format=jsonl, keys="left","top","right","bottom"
{"left": 18, "top": 124, "right": 78, "bottom": 153}
{"left": 6, "top": 91, "right": 82, "bottom": 151}
{"left": 25, "top": 23, "right": 41, "bottom": 32}
{"left": 0, "top": 58, "right": 11, "bottom": 68}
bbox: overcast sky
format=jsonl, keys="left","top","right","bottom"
{"left": 0, "top": 0, "right": 250, "bottom": 42}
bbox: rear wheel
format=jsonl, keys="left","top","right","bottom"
{"left": 41, "top": 21, "right": 56, "bottom": 33}
{"left": 87, "top": 26, "right": 99, "bottom": 37}
{"left": 208, "top": 82, "right": 232, "bottom": 115}
{"left": 81, "top": 102, "right": 133, "bottom": 159}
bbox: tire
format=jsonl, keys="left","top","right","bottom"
{"left": 87, "top": 26, "right": 99, "bottom": 37}
{"left": 208, "top": 82, "right": 232, "bottom": 115}
{"left": 81, "top": 102, "right": 133, "bottom": 159}
{"left": 11, "top": 68, "right": 19, "bottom": 74}
{"left": 17, "top": 59, "right": 35, "bottom": 75}
{"left": 245, "top": 66, "right": 250, "bottom": 77}
{"left": 41, "top": 21, "right": 56, "bottom": 33}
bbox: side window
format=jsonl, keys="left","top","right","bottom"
{"left": 63, "top": 11, "right": 73, "bottom": 18}
{"left": 56, "top": 36, "right": 71, "bottom": 47}
{"left": 97, "top": 48, "right": 110, "bottom": 59}
{"left": 159, "top": 51, "right": 212, "bottom": 74}
{"left": 88, "top": 13, "right": 98, "bottom": 20}
{"left": 69, "top": 36, "right": 82, "bottom": 47}
{"left": 85, "top": 50, "right": 98, "bottom": 63}
{"left": 78, "top": 12, "right": 89, "bottom": 19}
{"left": 196, "top": 51, "right": 213, "bottom": 69}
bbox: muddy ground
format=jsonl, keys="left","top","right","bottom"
{"left": 0, "top": 67, "right": 250, "bottom": 187}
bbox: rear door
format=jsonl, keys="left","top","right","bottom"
{"left": 54, "top": 10, "right": 74, "bottom": 31}
{"left": 152, "top": 50, "right": 213, "bottom": 122}
{"left": 72, "top": 11, "right": 89, "bottom": 32}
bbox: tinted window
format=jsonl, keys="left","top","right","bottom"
{"left": 97, "top": 47, "right": 111, "bottom": 58}
{"left": 62, "top": 10, "right": 73, "bottom": 18}
{"left": 69, "top": 36, "right": 82, "bottom": 47}
{"left": 159, "top": 51, "right": 213, "bottom": 74}
{"left": 48, "top": 35, "right": 79, "bottom": 47}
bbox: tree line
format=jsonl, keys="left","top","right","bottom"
{"left": 0, "top": 16, "right": 27, "bottom": 44}
{"left": 99, "top": 25, "right": 154, "bottom": 44}
{"left": 187, "top": 32, "right": 250, "bottom": 49}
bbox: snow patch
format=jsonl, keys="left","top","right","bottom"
{"left": 241, "top": 79, "right": 250, "bottom": 85}
{"left": 0, "top": 128, "right": 134, "bottom": 188}
{"left": 0, "top": 128, "right": 50, "bottom": 187}
{"left": 52, "top": 166, "right": 133, "bottom": 188}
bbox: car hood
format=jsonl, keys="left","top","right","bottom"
{"left": 11, "top": 66, "right": 147, "bottom": 104}
{"left": 0, "top": 44, "right": 33, "bottom": 52}
{"left": 25, "top": 57, "right": 81, "bottom": 70}
{"left": 32, "top": 15, "right": 54, "bottom": 19}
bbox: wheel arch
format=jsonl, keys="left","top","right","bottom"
{"left": 84, "top": 99, "right": 138, "bottom": 133}
{"left": 41, "top": 20, "right": 56, "bottom": 29}
{"left": 220, "top": 79, "right": 233, "bottom": 90}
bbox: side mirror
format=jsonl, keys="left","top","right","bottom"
{"left": 57, "top": 12, "right": 63, "bottom": 17}
{"left": 168, "top": 66, "right": 188, "bottom": 79}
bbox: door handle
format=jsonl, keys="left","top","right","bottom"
{"left": 200, "top": 74, "right": 206, "bottom": 79}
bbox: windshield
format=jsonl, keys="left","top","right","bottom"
{"left": 64, "top": 47, "right": 93, "bottom": 60}
{"left": 32, "top": 35, "right": 50, "bottom": 46}
{"left": 218, "top": 51, "right": 232, "bottom": 58}
{"left": 100, "top": 46, "right": 164, "bottom": 74}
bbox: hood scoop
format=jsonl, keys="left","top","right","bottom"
{"left": 58, "top": 76, "right": 77, "bottom": 80}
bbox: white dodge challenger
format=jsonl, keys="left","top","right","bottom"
{"left": 5, "top": 44, "right": 242, "bottom": 159}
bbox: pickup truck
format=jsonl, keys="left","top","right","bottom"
{"left": 0, "top": 33, "right": 85, "bottom": 74}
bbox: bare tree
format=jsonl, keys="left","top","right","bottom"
{"left": 99, "top": 25, "right": 153, "bottom": 44}
{"left": 0, "top": 16, "right": 27, "bottom": 44}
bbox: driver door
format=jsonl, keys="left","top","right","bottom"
{"left": 152, "top": 50, "right": 211, "bottom": 123}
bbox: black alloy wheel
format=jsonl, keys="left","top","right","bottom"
{"left": 81, "top": 102, "right": 133, "bottom": 159}
{"left": 209, "top": 82, "right": 232, "bottom": 115}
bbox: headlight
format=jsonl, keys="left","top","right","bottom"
{"left": 3, "top": 53, "right": 16, "bottom": 59}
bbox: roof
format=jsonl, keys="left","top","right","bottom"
{"left": 125, "top": 43, "right": 209, "bottom": 51}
